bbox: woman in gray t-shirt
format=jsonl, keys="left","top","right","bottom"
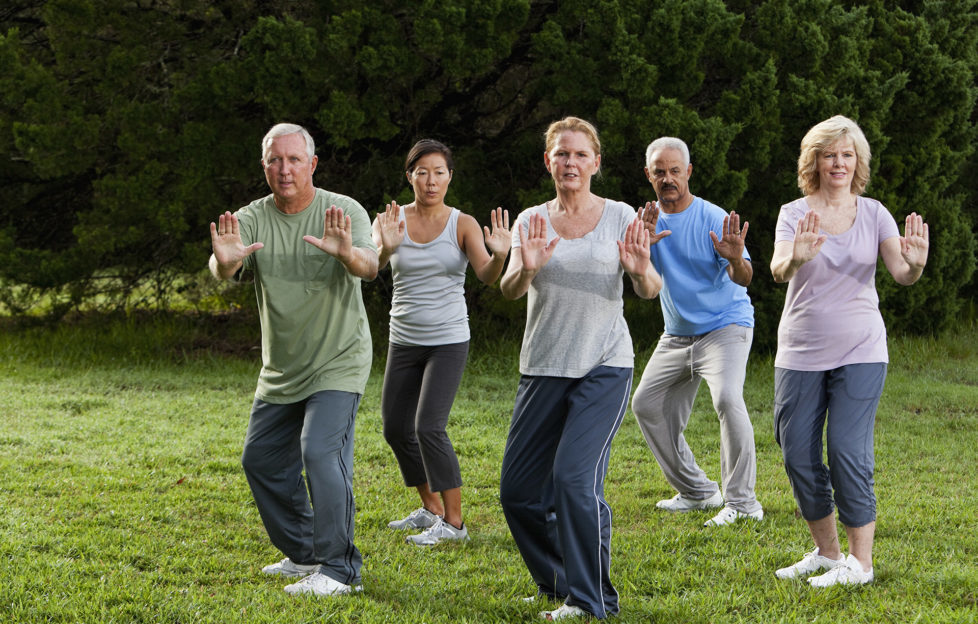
{"left": 499, "top": 117, "right": 662, "bottom": 621}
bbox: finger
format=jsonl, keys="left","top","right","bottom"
{"left": 722, "top": 215, "right": 731, "bottom": 236}
{"left": 710, "top": 231, "right": 720, "bottom": 246}
{"left": 740, "top": 221, "right": 749, "bottom": 240}
{"left": 503, "top": 209, "right": 510, "bottom": 230}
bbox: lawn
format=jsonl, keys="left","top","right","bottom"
{"left": 0, "top": 315, "right": 975, "bottom": 623}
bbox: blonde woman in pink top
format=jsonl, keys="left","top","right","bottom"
{"left": 770, "top": 115, "right": 928, "bottom": 588}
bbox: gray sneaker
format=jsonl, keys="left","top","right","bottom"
{"left": 261, "top": 557, "right": 319, "bottom": 578}
{"left": 388, "top": 507, "right": 441, "bottom": 530}
{"left": 406, "top": 518, "right": 469, "bottom": 546}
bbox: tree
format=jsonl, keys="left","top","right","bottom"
{"left": 0, "top": 0, "right": 974, "bottom": 350}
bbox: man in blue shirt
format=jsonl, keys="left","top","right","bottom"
{"left": 632, "top": 137, "right": 763, "bottom": 527}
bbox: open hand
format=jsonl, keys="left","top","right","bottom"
{"left": 303, "top": 205, "right": 353, "bottom": 261}
{"left": 483, "top": 207, "right": 511, "bottom": 255}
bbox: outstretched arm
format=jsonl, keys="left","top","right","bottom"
{"left": 770, "top": 210, "right": 827, "bottom": 283}
{"left": 710, "top": 211, "right": 753, "bottom": 287}
{"left": 880, "top": 212, "right": 929, "bottom": 286}
{"left": 209, "top": 211, "right": 264, "bottom": 280}
{"left": 303, "top": 205, "right": 379, "bottom": 280}
{"left": 500, "top": 213, "right": 559, "bottom": 300}
{"left": 373, "top": 201, "right": 406, "bottom": 270}
{"left": 465, "top": 208, "right": 511, "bottom": 285}
{"left": 618, "top": 216, "right": 662, "bottom": 299}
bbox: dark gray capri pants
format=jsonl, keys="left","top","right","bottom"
{"left": 381, "top": 340, "right": 468, "bottom": 492}
{"left": 774, "top": 363, "right": 887, "bottom": 528}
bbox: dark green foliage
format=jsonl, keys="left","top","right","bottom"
{"left": 0, "top": 0, "right": 975, "bottom": 349}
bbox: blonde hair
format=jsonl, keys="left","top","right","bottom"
{"left": 544, "top": 116, "right": 601, "bottom": 157}
{"left": 797, "top": 115, "right": 871, "bottom": 196}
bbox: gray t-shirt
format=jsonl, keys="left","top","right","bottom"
{"left": 511, "top": 200, "right": 636, "bottom": 377}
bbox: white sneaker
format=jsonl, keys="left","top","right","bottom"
{"left": 284, "top": 571, "right": 363, "bottom": 596}
{"left": 541, "top": 602, "right": 588, "bottom": 620}
{"left": 656, "top": 491, "right": 723, "bottom": 512}
{"left": 808, "top": 554, "right": 874, "bottom": 587}
{"left": 703, "top": 505, "right": 763, "bottom": 527}
{"left": 775, "top": 547, "right": 844, "bottom": 579}
{"left": 405, "top": 517, "right": 469, "bottom": 546}
{"left": 261, "top": 557, "right": 319, "bottom": 578}
{"left": 388, "top": 507, "right": 441, "bottom": 530}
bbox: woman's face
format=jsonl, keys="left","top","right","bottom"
{"left": 817, "top": 136, "right": 857, "bottom": 193}
{"left": 545, "top": 130, "right": 600, "bottom": 193}
{"left": 408, "top": 152, "right": 452, "bottom": 206}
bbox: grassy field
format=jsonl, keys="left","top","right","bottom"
{"left": 0, "top": 315, "right": 975, "bottom": 623}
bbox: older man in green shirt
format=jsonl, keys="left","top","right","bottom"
{"left": 209, "top": 123, "right": 377, "bottom": 597}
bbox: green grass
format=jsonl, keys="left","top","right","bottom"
{"left": 0, "top": 316, "right": 976, "bottom": 623}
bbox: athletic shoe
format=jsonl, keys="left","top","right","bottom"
{"left": 284, "top": 571, "right": 363, "bottom": 596}
{"left": 703, "top": 505, "right": 764, "bottom": 527}
{"left": 541, "top": 602, "right": 588, "bottom": 620}
{"left": 655, "top": 491, "right": 723, "bottom": 512}
{"left": 405, "top": 517, "right": 469, "bottom": 546}
{"left": 261, "top": 557, "right": 319, "bottom": 578}
{"left": 808, "top": 554, "right": 874, "bottom": 587}
{"left": 775, "top": 547, "right": 844, "bottom": 579}
{"left": 387, "top": 507, "right": 440, "bottom": 530}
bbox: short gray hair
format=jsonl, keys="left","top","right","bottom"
{"left": 645, "top": 137, "right": 690, "bottom": 168}
{"left": 261, "top": 123, "right": 315, "bottom": 164}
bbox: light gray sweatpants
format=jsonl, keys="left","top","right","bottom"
{"left": 632, "top": 324, "right": 761, "bottom": 514}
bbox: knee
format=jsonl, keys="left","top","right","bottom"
{"left": 631, "top": 388, "right": 664, "bottom": 422}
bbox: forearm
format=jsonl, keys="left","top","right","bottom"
{"left": 628, "top": 265, "right": 663, "bottom": 299}
{"left": 892, "top": 261, "right": 925, "bottom": 286}
{"left": 474, "top": 252, "right": 508, "bottom": 285}
{"left": 339, "top": 247, "right": 379, "bottom": 281}
{"left": 500, "top": 266, "right": 536, "bottom": 300}
{"left": 727, "top": 257, "right": 753, "bottom": 287}
{"left": 209, "top": 254, "right": 241, "bottom": 281}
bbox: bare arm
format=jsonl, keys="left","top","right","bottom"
{"left": 500, "top": 213, "right": 559, "bottom": 300}
{"left": 618, "top": 216, "right": 662, "bottom": 299}
{"left": 372, "top": 201, "right": 405, "bottom": 271}
{"left": 462, "top": 208, "right": 511, "bottom": 285}
{"left": 880, "top": 212, "right": 928, "bottom": 286}
{"left": 208, "top": 211, "right": 263, "bottom": 281}
{"left": 710, "top": 211, "right": 753, "bottom": 287}
{"left": 770, "top": 210, "right": 827, "bottom": 283}
{"left": 303, "top": 205, "right": 379, "bottom": 280}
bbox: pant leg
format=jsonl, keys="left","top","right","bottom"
{"left": 241, "top": 399, "right": 315, "bottom": 565}
{"left": 500, "top": 375, "right": 571, "bottom": 600}
{"left": 415, "top": 341, "right": 469, "bottom": 492}
{"left": 632, "top": 334, "right": 719, "bottom": 499}
{"left": 774, "top": 368, "right": 834, "bottom": 521}
{"left": 693, "top": 325, "right": 761, "bottom": 513}
{"left": 555, "top": 366, "right": 631, "bottom": 620}
{"left": 301, "top": 391, "right": 363, "bottom": 586}
{"left": 825, "top": 363, "right": 886, "bottom": 528}
{"left": 381, "top": 343, "right": 428, "bottom": 487}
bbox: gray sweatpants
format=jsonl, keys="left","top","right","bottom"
{"left": 241, "top": 390, "right": 362, "bottom": 586}
{"left": 631, "top": 324, "right": 761, "bottom": 514}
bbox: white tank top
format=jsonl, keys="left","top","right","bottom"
{"left": 389, "top": 208, "right": 470, "bottom": 346}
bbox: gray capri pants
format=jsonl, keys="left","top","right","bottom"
{"left": 773, "top": 362, "right": 887, "bottom": 528}
{"left": 381, "top": 340, "right": 468, "bottom": 492}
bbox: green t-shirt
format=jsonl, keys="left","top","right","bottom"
{"left": 235, "top": 189, "right": 377, "bottom": 403}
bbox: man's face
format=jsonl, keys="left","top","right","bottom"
{"left": 645, "top": 147, "right": 692, "bottom": 210}
{"left": 262, "top": 133, "right": 318, "bottom": 205}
